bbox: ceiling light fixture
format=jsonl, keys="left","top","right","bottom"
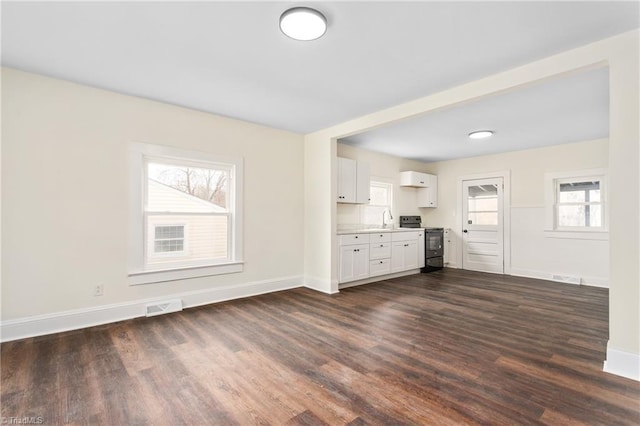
{"left": 279, "top": 7, "right": 327, "bottom": 41}
{"left": 468, "top": 130, "right": 494, "bottom": 139}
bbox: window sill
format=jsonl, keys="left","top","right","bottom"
{"left": 544, "top": 230, "right": 609, "bottom": 241}
{"left": 128, "top": 261, "right": 244, "bottom": 285}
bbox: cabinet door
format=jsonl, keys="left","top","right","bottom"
{"left": 391, "top": 240, "right": 419, "bottom": 272}
{"left": 353, "top": 245, "right": 370, "bottom": 280}
{"left": 404, "top": 240, "right": 419, "bottom": 270}
{"left": 337, "top": 157, "right": 356, "bottom": 203}
{"left": 339, "top": 245, "right": 356, "bottom": 282}
{"left": 355, "top": 161, "right": 371, "bottom": 204}
{"left": 417, "top": 188, "right": 436, "bottom": 207}
{"left": 427, "top": 174, "right": 438, "bottom": 207}
{"left": 417, "top": 231, "right": 425, "bottom": 268}
{"left": 339, "top": 244, "right": 369, "bottom": 283}
{"left": 416, "top": 175, "right": 437, "bottom": 208}
{"left": 391, "top": 241, "right": 406, "bottom": 273}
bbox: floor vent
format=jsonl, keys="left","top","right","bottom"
{"left": 551, "top": 274, "right": 581, "bottom": 285}
{"left": 145, "top": 299, "right": 183, "bottom": 317}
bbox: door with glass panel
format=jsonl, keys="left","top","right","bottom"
{"left": 462, "top": 178, "right": 504, "bottom": 273}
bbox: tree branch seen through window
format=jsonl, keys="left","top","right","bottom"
{"left": 149, "top": 164, "right": 228, "bottom": 209}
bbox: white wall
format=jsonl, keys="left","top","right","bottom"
{"left": 426, "top": 139, "right": 610, "bottom": 286}
{"left": 336, "top": 143, "right": 435, "bottom": 227}
{"left": 1, "top": 68, "right": 305, "bottom": 334}
{"left": 303, "top": 131, "right": 336, "bottom": 293}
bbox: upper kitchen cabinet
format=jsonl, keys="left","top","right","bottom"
{"left": 337, "top": 157, "right": 370, "bottom": 204}
{"left": 400, "top": 171, "right": 438, "bottom": 208}
{"left": 400, "top": 171, "right": 429, "bottom": 187}
{"left": 417, "top": 180, "right": 437, "bottom": 208}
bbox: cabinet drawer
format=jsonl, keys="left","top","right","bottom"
{"left": 370, "top": 259, "right": 391, "bottom": 277}
{"left": 369, "top": 232, "right": 391, "bottom": 243}
{"left": 392, "top": 231, "right": 421, "bottom": 241}
{"left": 370, "top": 243, "right": 392, "bottom": 260}
{"left": 339, "top": 233, "right": 370, "bottom": 245}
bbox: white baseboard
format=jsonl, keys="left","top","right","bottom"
{"left": 603, "top": 345, "right": 640, "bottom": 381}
{"left": 304, "top": 275, "right": 337, "bottom": 294}
{"left": 510, "top": 268, "right": 609, "bottom": 288}
{"left": 0, "top": 275, "right": 303, "bottom": 342}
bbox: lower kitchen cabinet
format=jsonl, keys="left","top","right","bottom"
{"left": 339, "top": 244, "right": 370, "bottom": 283}
{"left": 391, "top": 240, "right": 418, "bottom": 272}
{"left": 418, "top": 230, "right": 426, "bottom": 268}
{"left": 338, "top": 230, "right": 424, "bottom": 284}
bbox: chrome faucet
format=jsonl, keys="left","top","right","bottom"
{"left": 382, "top": 209, "right": 393, "bottom": 228}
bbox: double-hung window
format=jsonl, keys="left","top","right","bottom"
{"left": 129, "top": 143, "right": 243, "bottom": 285}
{"left": 362, "top": 180, "right": 393, "bottom": 226}
{"left": 556, "top": 179, "right": 602, "bottom": 228}
{"left": 545, "top": 169, "right": 607, "bottom": 239}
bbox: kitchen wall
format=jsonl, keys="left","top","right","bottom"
{"left": 338, "top": 138, "right": 610, "bottom": 287}
{"left": 336, "top": 143, "right": 435, "bottom": 227}
{"left": 426, "top": 138, "right": 609, "bottom": 286}
{"left": 1, "top": 68, "right": 305, "bottom": 337}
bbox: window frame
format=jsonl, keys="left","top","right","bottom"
{"left": 129, "top": 143, "right": 244, "bottom": 285}
{"left": 544, "top": 168, "right": 608, "bottom": 240}
{"left": 361, "top": 179, "right": 394, "bottom": 226}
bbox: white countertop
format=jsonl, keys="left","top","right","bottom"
{"left": 336, "top": 227, "right": 422, "bottom": 235}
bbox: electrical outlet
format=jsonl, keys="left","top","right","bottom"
{"left": 93, "top": 284, "right": 104, "bottom": 297}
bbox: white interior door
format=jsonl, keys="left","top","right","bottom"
{"left": 462, "top": 178, "right": 504, "bottom": 274}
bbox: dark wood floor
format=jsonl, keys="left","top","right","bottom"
{"left": 2, "top": 269, "right": 639, "bottom": 425}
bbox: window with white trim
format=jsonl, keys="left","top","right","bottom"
{"left": 129, "top": 143, "right": 243, "bottom": 285}
{"left": 556, "top": 179, "right": 602, "bottom": 228}
{"left": 544, "top": 169, "right": 608, "bottom": 239}
{"left": 362, "top": 180, "right": 393, "bottom": 226}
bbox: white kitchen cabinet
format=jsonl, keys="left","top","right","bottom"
{"left": 444, "top": 228, "right": 455, "bottom": 266}
{"left": 339, "top": 243, "right": 370, "bottom": 283}
{"left": 355, "top": 161, "right": 371, "bottom": 204}
{"left": 400, "top": 171, "right": 437, "bottom": 208}
{"left": 391, "top": 240, "right": 418, "bottom": 273}
{"left": 337, "top": 157, "right": 370, "bottom": 204}
{"left": 417, "top": 230, "right": 425, "bottom": 268}
{"left": 337, "top": 157, "right": 356, "bottom": 202}
{"left": 417, "top": 175, "right": 438, "bottom": 208}
{"left": 400, "top": 171, "right": 429, "bottom": 187}
{"left": 338, "top": 230, "right": 422, "bottom": 285}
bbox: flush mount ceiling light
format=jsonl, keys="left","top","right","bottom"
{"left": 468, "top": 130, "right": 494, "bottom": 139}
{"left": 279, "top": 7, "right": 327, "bottom": 41}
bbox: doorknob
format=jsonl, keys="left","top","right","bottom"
{"left": 463, "top": 229, "right": 468, "bottom": 233}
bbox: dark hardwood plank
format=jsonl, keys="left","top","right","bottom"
{"left": 2, "top": 269, "right": 639, "bottom": 424}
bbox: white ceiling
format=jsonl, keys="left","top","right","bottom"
{"left": 2, "top": 2, "right": 638, "bottom": 159}
{"left": 341, "top": 66, "right": 610, "bottom": 162}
